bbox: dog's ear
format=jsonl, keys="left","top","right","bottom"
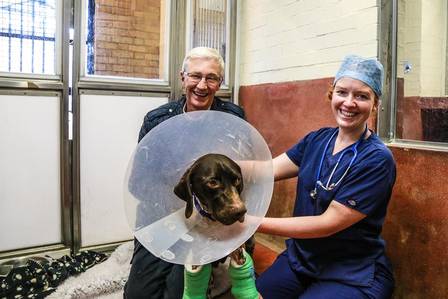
{"left": 174, "top": 166, "right": 194, "bottom": 218}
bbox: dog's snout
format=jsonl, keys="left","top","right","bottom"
{"left": 217, "top": 204, "right": 247, "bottom": 225}
{"left": 234, "top": 208, "right": 247, "bottom": 223}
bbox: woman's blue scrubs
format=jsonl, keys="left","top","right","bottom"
{"left": 256, "top": 127, "right": 396, "bottom": 299}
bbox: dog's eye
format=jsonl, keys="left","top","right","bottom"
{"left": 207, "top": 179, "right": 220, "bottom": 188}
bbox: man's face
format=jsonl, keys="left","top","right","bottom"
{"left": 181, "top": 58, "right": 222, "bottom": 112}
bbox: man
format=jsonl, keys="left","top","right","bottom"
{"left": 124, "top": 47, "right": 245, "bottom": 299}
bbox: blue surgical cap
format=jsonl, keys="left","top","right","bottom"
{"left": 334, "top": 55, "right": 384, "bottom": 97}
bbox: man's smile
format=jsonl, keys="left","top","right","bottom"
{"left": 193, "top": 90, "right": 209, "bottom": 98}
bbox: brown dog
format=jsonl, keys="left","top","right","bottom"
{"left": 174, "top": 153, "right": 247, "bottom": 226}
{"left": 174, "top": 153, "right": 254, "bottom": 265}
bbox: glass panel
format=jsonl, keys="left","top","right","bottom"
{"left": 0, "top": 94, "right": 61, "bottom": 251}
{"left": 396, "top": 0, "right": 448, "bottom": 143}
{"left": 0, "top": 0, "right": 57, "bottom": 75}
{"left": 84, "top": 0, "right": 168, "bottom": 80}
{"left": 79, "top": 94, "right": 168, "bottom": 246}
{"left": 191, "top": 0, "right": 227, "bottom": 62}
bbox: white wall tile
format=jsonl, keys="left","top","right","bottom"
{"left": 238, "top": 0, "right": 380, "bottom": 85}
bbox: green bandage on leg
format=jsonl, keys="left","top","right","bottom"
{"left": 229, "top": 251, "right": 259, "bottom": 299}
{"left": 183, "top": 264, "right": 212, "bottom": 299}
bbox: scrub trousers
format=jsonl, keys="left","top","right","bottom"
{"left": 123, "top": 239, "right": 184, "bottom": 299}
{"left": 256, "top": 251, "right": 394, "bottom": 299}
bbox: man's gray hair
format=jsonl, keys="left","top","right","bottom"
{"left": 182, "top": 47, "right": 225, "bottom": 77}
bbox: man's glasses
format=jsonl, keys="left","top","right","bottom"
{"left": 183, "top": 72, "right": 222, "bottom": 87}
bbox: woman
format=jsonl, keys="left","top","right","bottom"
{"left": 256, "top": 55, "right": 396, "bottom": 299}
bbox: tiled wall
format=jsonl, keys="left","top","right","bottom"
{"left": 237, "top": 0, "right": 379, "bottom": 85}
{"left": 397, "top": 0, "right": 447, "bottom": 97}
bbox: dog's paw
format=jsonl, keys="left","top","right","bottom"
{"left": 229, "top": 247, "right": 246, "bottom": 266}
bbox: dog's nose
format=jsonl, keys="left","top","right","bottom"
{"left": 216, "top": 205, "right": 247, "bottom": 225}
{"left": 235, "top": 209, "right": 247, "bottom": 223}
{"left": 229, "top": 206, "right": 247, "bottom": 224}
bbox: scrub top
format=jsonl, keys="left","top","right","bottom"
{"left": 285, "top": 127, "right": 396, "bottom": 286}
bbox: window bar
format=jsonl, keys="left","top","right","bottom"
{"left": 198, "top": 0, "right": 201, "bottom": 46}
{"left": 217, "top": 3, "right": 220, "bottom": 50}
{"left": 214, "top": 7, "right": 216, "bottom": 52}
{"left": 209, "top": 0, "right": 213, "bottom": 49}
{"left": 8, "top": 3, "right": 11, "bottom": 72}
{"left": 42, "top": 8, "right": 46, "bottom": 73}
{"left": 32, "top": 0, "right": 36, "bottom": 73}
{"left": 200, "top": 1, "right": 203, "bottom": 46}
{"left": 86, "top": 0, "right": 95, "bottom": 75}
{"left": 198, "top": 1, "right": 201, "bottom": 46}
{"left": 223, "top": 0, "right": 227, "bottom": 59}
{"left": 209, "top": 0, "right": 212, "bottom": 48}
{"left": 193, "top": 0, "right": 196, "bottom": 47}
{"left": 191, "top": 0, "right": 194, "bottom": 47}
{"left": 216, "top": 3, "right": 219, "bottom": 52}
{"left": 216, "top": 5, "right": 219, "bottom": 52}
{"left": 210, "top": 2, "right": 213, "bottom": 49}
{"left": 209, "top": 0, "right": 212, "bottom": 47}
{"left": 219, "top": 0, "right": 221, "bottom": 50}
{"left": 205, "top": 0, "right": 209, "bottom": 48}
{"left": 200, "top": 0, "right": 203, "bottom": 46}
{"left": 192, "top": 0, "right": 195, "bottom": 47}
{"left": 20, "top": 0, "right": 23, "bottom": 72}
{"left": 212, "top": 0, "right": 215, "bottom": 48}
{"left": 202, "top": 1, "right": 205, "bottom": 46}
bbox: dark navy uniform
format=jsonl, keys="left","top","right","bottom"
{"left": 124, "top": 96, "right": 245, "bottom": 299}
{"left": 256, "top": 128, "right": 396, "bottom": 299}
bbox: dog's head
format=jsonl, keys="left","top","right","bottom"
{"left": 173, "top": 153, "right": 246, "bottom": 225}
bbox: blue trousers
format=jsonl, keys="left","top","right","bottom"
{"left": 256, "top": 251, "right": 394, "bottom": 299}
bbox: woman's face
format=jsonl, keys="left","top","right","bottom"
{"left": 331, "top": 77, "right": 378, "bottom": 133}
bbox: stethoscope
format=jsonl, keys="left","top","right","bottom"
{"left": 310, "top": 126, "right": 368, "bottom": 200}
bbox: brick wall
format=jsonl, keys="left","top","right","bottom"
{"left": 93, "top": 0, "right": 161, "bottom": 79}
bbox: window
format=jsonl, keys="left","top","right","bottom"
{"left": 189, "top": 0, "right": 227, "bottom": 60}
{"left": 81, "top": 0, "right": 169, "bottom": 81}
{"left": 186, "top": 0, "right": 231, "bottom": 85}
{"left": 394, "top": 0, "right": 448, "bottom": 144}
{"left": 0, "top": 0, "right": 59, "bottom": 75}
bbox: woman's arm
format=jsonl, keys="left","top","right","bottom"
{"left": 257, "top": 200, "right": 366, "bottom": 238}
{"left": 273, "top": 153, "right": 299, "bottom": 181}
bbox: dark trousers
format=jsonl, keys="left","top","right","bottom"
{"left": 256, "top": 251, "right": 394, "bottom": 299}
{"left": 124, "top": 239, "right": 184, "bottom": 299}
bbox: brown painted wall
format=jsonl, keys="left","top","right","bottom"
{"left": 385, "top": 147, "right": 448, "bottom": 299}
{"left": 239, "top": 79, "right": 448, "bottom": 298}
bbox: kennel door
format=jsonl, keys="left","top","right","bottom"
{"left": 78, "top": 93, "right": 168, "bottom": 248}
{"left": 0, "top": 93, "right": 62, "bottom": 252}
